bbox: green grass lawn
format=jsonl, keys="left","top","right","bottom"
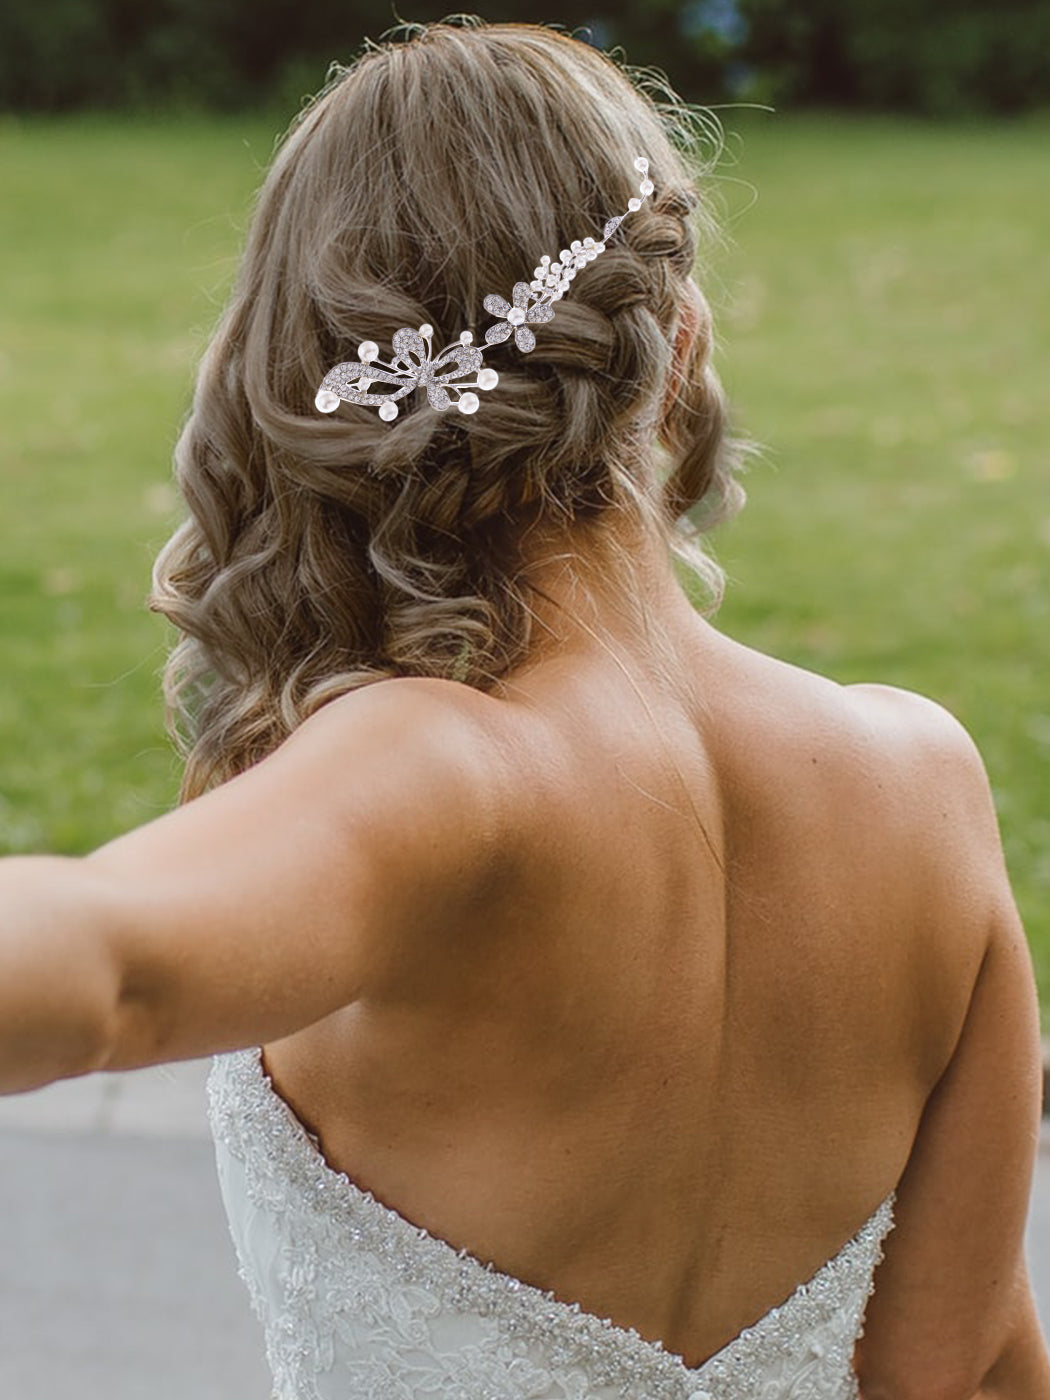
{"left": 1, "top": 112, "right": 1047, "bottom": 1000}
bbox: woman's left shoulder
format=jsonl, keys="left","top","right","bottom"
{"left": 289, "top": 675, "right": 516, "bottom": 808}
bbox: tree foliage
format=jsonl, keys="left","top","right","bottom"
{"left": 0, "top": 1, "right": 1045, "bottom": 113}
{"left": 741, "top": 0, "right": 1050, "bottom": 114}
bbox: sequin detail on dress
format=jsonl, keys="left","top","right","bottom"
{"left": 207, "top": 1049, "right": 894, "bottom": 1400}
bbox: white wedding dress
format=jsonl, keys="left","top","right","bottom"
{"left": 207, "top": 1048, "right": 895, "bottom": 1400}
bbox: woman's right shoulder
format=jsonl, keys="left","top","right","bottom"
{"left": 721, "top": 643, "right": 1009, "bottom": 924}
{"left": 843, "top": 680, "right": 993, "bottom": 795}
{"left": 821, "top": 679, "right": 1017, "bottom": 1003}
{"left": 840, "top": 680, "right": 1011, "bottom": 908}
{"left": 836, "top": 682, "right": 1049, "bottom": 1395}
{"left": 724, "top": 662, "right": 1014, "bottom": 1058}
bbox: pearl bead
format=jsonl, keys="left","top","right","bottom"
{"left": 628, "top": 197, "right": 642, "bottom": 212}
{"left": 583, "top": 237, "right": 594, "bottom": 247}
{"left": 418, "top": 324, "right": 433, "bottom": 338}
{"left": 459, "top": 330, "right": 473, "bottom": 345}
{"left": 378, "top": 400, "right": 398, "bottom": 422}
{"left": 533, "top": 266, "right": 545, "bottom": 279}
{"left": 640, "top": 178, "right": 654, "bottom": 196}
{"left": 477, "top": 368, "right": 498, "bottom": 390}
{"left": 357, "top": 341, "right": 379, "bottom": 363}
{"left": 507, "top": 307, "right": 525, "bottom": 325}
{"left": 356, "top": 377, "right": 371, "bottom": 393}
{"left": 458, "top": 392, "right": 480, "bottom": 414}
{"left": 634, "top": 155, "right": 649, "bottom": 172}
{"left": 315, "top": 389, "right": 340, "bottom": 413}
{"left": 570, "top": 239, "right": 582, "bottom": 252}
{"left": 550, "top": 261, "right": 562, "bottom": 274}
{"left": 540, "top": 254, "right": 550, "bottom": 265}
{"left": 560, "top": 249, "right": 572, "bottom": 262}
{"left": 594, "top": 242, "right": 605, "bottom": 254}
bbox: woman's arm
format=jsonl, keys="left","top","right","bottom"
{"left": 0, "top": 854, "right": 129, "bottom": 1091}
{"left": 851, "top": 686, "right": 1050, "bottom": 1399}
{"left": 977, "top": 1277, "right": 1050, "bottom": 1397}
{"left": 0, "top": 678, "right": 505, "bottom": 1095}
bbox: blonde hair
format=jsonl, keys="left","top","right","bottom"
{"left": 150, "top": 17, "right": 745, "bottom": 801}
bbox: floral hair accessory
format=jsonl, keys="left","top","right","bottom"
{"left": 315, "top": 157, "right": 654, "bottom": 423}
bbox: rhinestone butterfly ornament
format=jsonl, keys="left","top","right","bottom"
{"left": 315, "top": 157, "right": 654, "bottom": 423}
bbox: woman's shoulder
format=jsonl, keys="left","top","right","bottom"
{"left": 711, "top": 634, "right": 997, "bottom": 849}
{"left": 842, "top": 679, "right": 990, "bottom": 777}
{"left": 704, "top": 638, "right": 1008, "bottom": 958}
{"left": 836, "top": 679, "right": 1007, "bottom": 885}
{"left": 840, "top": 679, "right": 1010, "bottom": 918}
{"left": 256, "top": 675, "right": 524, "bottom": 908}
{"left": 294, "top": 675, "right": 517, "bottom": 813}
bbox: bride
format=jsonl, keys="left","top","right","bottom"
{"left": 2, "top": 17, "right": 1047, "bottom": 1399}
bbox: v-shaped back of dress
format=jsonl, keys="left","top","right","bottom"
{"left": 207, "top": 1048, "right": 894, "bottom": 1400}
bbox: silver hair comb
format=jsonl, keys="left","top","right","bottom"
{"left": 315, "top": 156, "right": 654, "bottom": 423}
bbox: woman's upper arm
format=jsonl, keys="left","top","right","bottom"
{"left": 850, "top": 685, "right": 1049, "bottom": 1399}
{"left": 87, "top": 679, "right": 507, "bottom": 1070}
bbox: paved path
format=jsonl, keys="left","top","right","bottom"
{"left": 0, "top": 1062, "right": 269, "bottom": 1400}
{"left": 2, "top": 1061, "right": 1049, "bottom": 1397}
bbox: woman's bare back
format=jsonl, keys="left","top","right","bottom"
{"left": 2, "top": 535, "right": 1040, "bottom": 1390}
{"left": 261, "top": 610, "right": 982, "bottom": 1369}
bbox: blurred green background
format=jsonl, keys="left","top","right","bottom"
{"left": 2, "top": 0, "right": 1048, "bottom": 115}
{"left": 0, "top": 7, "right": 1047, "bottom": 1005}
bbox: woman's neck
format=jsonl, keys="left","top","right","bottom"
{"left": 505, "top": 508, "right": 705, "bottom": 680}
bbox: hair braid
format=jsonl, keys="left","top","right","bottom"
{"left": 150, "top": 19, "right": 746, "bottom": 799}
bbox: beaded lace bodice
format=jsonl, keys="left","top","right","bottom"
{"left": 207, "top": 1049, "right": 894, "bottom": 1400}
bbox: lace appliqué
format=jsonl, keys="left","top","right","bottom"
{"left": 207, "top": 1049, "right": 895, "bottom": 1400}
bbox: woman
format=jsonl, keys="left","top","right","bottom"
{"left": 2, "top": 17, "right": 1047, "bottom": 1399}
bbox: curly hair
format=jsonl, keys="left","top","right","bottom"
{"left": 150, "top": 16, "right": 745, "bottom": 801}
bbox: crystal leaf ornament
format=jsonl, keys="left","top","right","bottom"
{"left": 316, "top": 156, "right": 654, "bottom": 423}
{"left": 316, "top": 325, "right": 488, "bottom": 423}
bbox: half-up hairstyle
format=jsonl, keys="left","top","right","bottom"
{"left": 150, "top": 16, "right": 745, "bottom": 800}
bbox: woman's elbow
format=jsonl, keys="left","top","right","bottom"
{"left": 857, "top": 1290, "right": 1050, "bottom": 1400}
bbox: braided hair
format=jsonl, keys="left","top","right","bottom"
{"left": 150, "top": 17, "right": 745, "bottom": 799}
